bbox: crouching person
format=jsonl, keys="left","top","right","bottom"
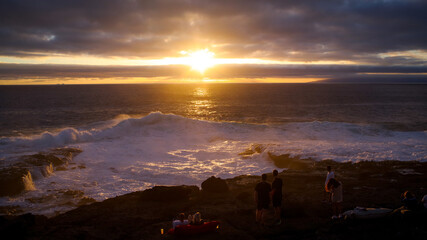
{"left": 172, "top": 213, "right": 189, "bottom": 229}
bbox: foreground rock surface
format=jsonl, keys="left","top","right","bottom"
{"left": 1, "top": 157, "right": 427, "bottom": 239}
{"left": 201, "top": 176, "right": 229, "bottom": 193}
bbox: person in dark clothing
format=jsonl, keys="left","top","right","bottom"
{"left": 392, "top": 190, "right": 420, "bottom": 216}
{"left": 255, "top": 173, "right": 271, "bottom": 225}
{"left": 271, "top": 169, "right": 283, "bottom": 225}
{"left": 326, "top": 178, "right": 343, "bottom": 218}
{"left": 402, "top": 191, "right": 418, "bottom": 211}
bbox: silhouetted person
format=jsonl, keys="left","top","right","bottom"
{"left": 401, "top": 191, "right": 418, "bottom": 211}
{"left": 255, "top": 173, "right": 271, "bottom": 225}
{"left": 324, "top": 166, "right": 335, "bottom": 202}
{"left": 326, "top": 178, "right": 343, "bottom": 219}
{"left": 422, "top": 194, "right": 427, "bottom": 210}
{"left": 271, "top": 169, "right": 283, "bottom": 225}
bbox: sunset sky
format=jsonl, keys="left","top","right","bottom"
{"left": 1, "top": 0, "right": 427, "bottom": 84}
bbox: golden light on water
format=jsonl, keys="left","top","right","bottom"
{"left": 193, "top": 87, "right": 208, "bottom": 97}
{"left": 190, "top": 100, "right": 214, "bottom": 116}
{"left": 187, "top": 87, "right": 216, "bottom": 118}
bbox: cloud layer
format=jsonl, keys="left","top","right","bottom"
{"left": 1, "top": 63, "right": 426, "bottom": 84}
{"left": 1, "top": 0, "right": 427, "bottom": 65}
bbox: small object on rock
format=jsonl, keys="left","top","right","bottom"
{"left": 342, "top": 207, "right": 392, "bottom": 219}
{"left": 168, "top": 221, "right": 220, "bottom": 236}
{"left": 201, "top": 176, "right": 229, "bottom": 193}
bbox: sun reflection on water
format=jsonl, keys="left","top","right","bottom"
{"left": 187, "top": 87, "right": 217, "bottom": 119}
{"left": 193, "top": 87, "right": 208, "bottom": 97}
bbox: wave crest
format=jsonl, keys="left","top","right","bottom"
{"left": 0, "top": 112, "right": 426, "bottom": 162}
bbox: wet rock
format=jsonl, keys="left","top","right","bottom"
{"left": 140, "top": 186, "right": 199, "bottom": 202}
{"left": 62, "top": 190, "right": 84, "bottom": 197}
{"left": 0, "top": 205, "right": 23, "bottom": 215}
{"left": 24, "top": 153, "right": 65, "bottom": 167}
{"left": 0, "top": 148, "right": 83, "bottom": 197}
{"left": 1, "top": 159, "right": 427, "bottom": 240}
{"left": 201, "top": 176, "right": 229, "bottom": 193}
{"left": 56, "top": 166, "right": 67, "bottom": 171}
{"left": 77, "top": 197, "right": 97, "bottom": 206}
{"left": 239, "top": 143, "right": 266, "bottom": 158}
{"left": 0, "top": 168, "right": 31, "bottom": 197}
{"left": 268, "top": 152, "right": 313, "bottom": 169}
{"left": 51, "top": 147, "right": 82, "bottom": 156}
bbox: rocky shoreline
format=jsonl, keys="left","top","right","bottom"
{"left": 1, "top": 154, "right": 426, "bottom": 239}
{"left": 0, "top": 148, "right": 83, "bottom": 197}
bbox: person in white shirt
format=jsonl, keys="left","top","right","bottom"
{"left": 422, "top": 194, "right": 427, "bottom": 209}
{"left": 323, "top": 166, "right": 335, "bottom": 202}
{"left": 172, "top": 213, "right": 189, "bottom": 229}
{"left": 325, "top": 166, "right": 335, "bottom": 187}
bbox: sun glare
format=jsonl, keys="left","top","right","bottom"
{"left": 181, "top": 49, "right": 216, "bottom": 73}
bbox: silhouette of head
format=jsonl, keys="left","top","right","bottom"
{"left": 178, "top": 213, "right": 185, "bottom": 221}
{"left": 273, "top": 169, "right": 278, "bottom": 177}
{"left": 404, "top": 191, "right": 414, "bottom": 199}
{"left": 262, "top": 174, "right": 267, "bottom": 181}
{"left": 327, "top": 166, "right": 332, "bottom": 172}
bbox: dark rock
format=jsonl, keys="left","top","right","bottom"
{"left": 0, "top": 168, "right": 31, "bottom": 197}
{"left": 236, "top": 191, "right": 251, "bottom": 203}
{"left": 77, "top": 197, "right": 97, "bottom": 206}
{"left": 24, "top": 153, "right": 65, "bottom": 167}
{"left": 0, "top": 148, "right": 82, "bottom": 197}
{"left": 201, "top": 176, "right": 229, "bottom": 193}
{"left": 51, "top": 147, "right": 82, "bottom": 156}
{"left": 1, "top": 159, "right": 427, "bottom": 240}
{"left": 62, "top": 190, "right": 84, "bottom": 197}
{"left": 239, "top": 144, "right": 266, "bottom": 157}
{"left": 268, "top": 152, "right": 313, "bottom": 169}
{"left": 0, "top": 205, "right": 23, "bottom": 215}
{"left": 0, "top": 213, "right": 47, "bottom": 239}
{"left": 139, "top": 186, "right": 199, "bottom": 202}
{"left": 56, "top": 166, "right": 68, "bottom": 171}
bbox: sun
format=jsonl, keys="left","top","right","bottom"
{"left": 180, "top": 49, "right": 216, "bottom": 73}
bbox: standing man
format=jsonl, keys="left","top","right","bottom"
{"left": 324, "top": 166, "right": 335, "bottom": 202}
{"left": 271, "top": 169, "right": 283, "bottom": 225}
{"left": 255, "top": 173, "right": 271, "bottom": 225}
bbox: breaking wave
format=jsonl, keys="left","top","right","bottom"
{"left": 0, "top": 112, "right": 425, "bottom": 216}
{"left": 1, "top": 112, "right": 426, "bottom": 162}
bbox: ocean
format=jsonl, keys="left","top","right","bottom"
{"left": 0, "top": 83, "right": 426, "bottom": 216}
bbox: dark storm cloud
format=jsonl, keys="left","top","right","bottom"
{"left": 0, "top": 64, "right": 190, "bottom": 80}
{"left": 1, "top": 0, "right": 427, "bottom": 64}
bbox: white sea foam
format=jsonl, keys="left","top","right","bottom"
{"left": 0, "top": 112, "right": 426, "bottom": 216}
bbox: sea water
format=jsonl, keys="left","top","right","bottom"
{"left": 0, "top": 84, "right": 426, "bottom": 216}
